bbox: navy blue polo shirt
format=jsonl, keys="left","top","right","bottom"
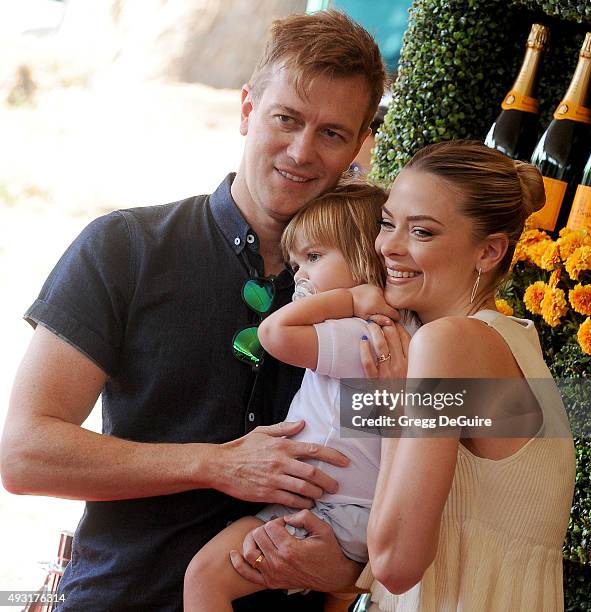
{"left": 25, "top": 175, "right": 324, "bottom": 611}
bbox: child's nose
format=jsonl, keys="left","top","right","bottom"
{"left": 294, "top": 268, "right": 308, "bottom": 282}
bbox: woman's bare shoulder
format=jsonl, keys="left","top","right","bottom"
{"left": 409, "top": 315, "right": 509, "bottom": 378}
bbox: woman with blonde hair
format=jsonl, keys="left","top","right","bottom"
{"left": 353, "top": 140, "right": 575, "bottom": 611}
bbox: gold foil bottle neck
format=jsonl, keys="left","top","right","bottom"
{"left": 581, "top": 32, "right": 591, "bottom": 59}
{"left": 527, "top": 23, "right": 549, "bottom": 50}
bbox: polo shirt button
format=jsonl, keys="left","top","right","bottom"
{"left": 248, "top": 412, "right": 255, "bottom": 422}
{"left": 246, "top": 234, "right": 255, "bottom": 244}
{"left": 234, "top": 237, "right": 241, "bottom": 246}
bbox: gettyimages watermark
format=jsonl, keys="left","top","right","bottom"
{"left": 339, "top": 378, "right": 587, "bottom": 438}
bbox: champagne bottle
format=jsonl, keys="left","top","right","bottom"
{"left": 567, "top": 150, "right": 591, "bottom": 232}
{"left": 530, "top": 32, "right": 591, "bottom": 235}
{"left": 485, "top": 23, "right": 549, "bottom": 160}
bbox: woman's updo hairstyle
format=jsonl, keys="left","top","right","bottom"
{"left": 406, "top": 140, "right": 545, "bottom": 277}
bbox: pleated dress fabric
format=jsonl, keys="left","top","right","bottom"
{"left": 358, "top": 310, "right": 576, "bottom": 612}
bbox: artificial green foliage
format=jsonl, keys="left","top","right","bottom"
{"left": 564, "top": 559, "right": 591, "bottom": 611}
{"left": 373, "top": 0, "right": 591, "bottom": 605}
{"left": 372, "top": 0, "right": 590, "bottom": 186}
{"left": 512, "top": 0, "right": 591, "bottom": 23}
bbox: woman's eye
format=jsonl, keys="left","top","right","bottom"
{"left": 378, "top": 219, "right": 394, "bottom": 231}
{"left": 307, "top": 253, "right": 320, "bottom": 263}
{"left": 412, "top": 228, "right": 433, "bottom": 238}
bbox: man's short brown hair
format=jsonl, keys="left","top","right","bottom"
{"left": 250, "top": 10, "right": 386, "bottom": 134}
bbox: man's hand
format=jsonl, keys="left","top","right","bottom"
{"left": 349, "top": 285, "right": 398, "bottom": 322}
{"left": 229, "top": 510, "right": 362, "bottom": 592}
{"left": 211, "top": 421, "right": 349, "bottom": 508}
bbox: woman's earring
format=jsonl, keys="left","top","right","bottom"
{"left": 470, "top": 268, "right": 482, "bottom": 304}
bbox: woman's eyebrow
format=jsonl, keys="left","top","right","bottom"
{"left": 407, "top": 215, "right": 444, "bottom": 226}
{"left": 381, "top": 207, "right": 444, "bottom": 227}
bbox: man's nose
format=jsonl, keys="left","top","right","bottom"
{"left": 287, "top": 129, "right": 315, "bottom": 166}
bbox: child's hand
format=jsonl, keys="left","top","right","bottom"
{"left": 349, "top": 284, "right": 399, "bottom": 322}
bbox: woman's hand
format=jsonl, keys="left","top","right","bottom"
{"left": 349, "top": 285, "right": 399, "bottom": 322}
{"left": 360, "top": 320, "right": 410, "bottom": 379}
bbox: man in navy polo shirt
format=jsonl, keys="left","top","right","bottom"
{"left": 1, "top": 11, "right": 386, "bottom": 611}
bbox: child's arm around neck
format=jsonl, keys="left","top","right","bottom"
{"left": 258, "top": 288, "right": 356, "bottom": 370}
{"left": 258, "top": 285, "right": 398, "bottom": 370}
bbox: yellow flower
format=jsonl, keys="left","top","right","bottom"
{"left": 511, "top": 241, "right": 528, "bottom": 268}
{"left": 569, "top": 284, "right": 591, "bottom": 316}
{"left": 495, "top": 298, "right": 513, "bottom": 316}
{"left": 577, "top": 318, "right": 591, "bottom": 355}
{"left": 520, "top": 228, "right": 551, "bottom": 246}
{"left": 565, "top": 246, "right": 591, "bottom": 281}
{"left": 548, "top": 269, "right": 561, "bottom": 288}
{"left": 557, "top": 229, "right": 591, "bottom": 260}
{"left": 526, "top": 241, "right": 551, "bottom": 268}
{"left": 523, "top": 281, "right": 546, "bottom": 315}
{"left": 540, "top": 241, "right": 561, "bottom": 271}
{"left": 540, "top": 285, "right": 568, "bottom": 327}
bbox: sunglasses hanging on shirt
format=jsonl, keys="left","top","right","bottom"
{"left": 231, "top": 277, "right": 276, "bottom": 370}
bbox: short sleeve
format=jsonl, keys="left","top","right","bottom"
{"left": 24, "top": 211, "right": 132, "bottom": 376}
{"left": 313, "top": 317, "right": 370, "bottom": 379}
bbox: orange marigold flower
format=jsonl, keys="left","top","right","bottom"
{"left": 495, "top": 298, "right": 513, "bottom": 316}
{"left": 511, "top": 241, "right": 528, "bottom": 268}
{"left": 523, "top": 281, "right": 546, "bottom": 315}
{"left": 577, "top": 318, "right": 591, "bottom": 355}
{"left": 557, "top": 229, "right": 591, "bottom": 260}
{"left": 526, "top": 241, "right": 550, "bottom": 268}
{"left": 540, "top": 241, "right": 561, "bottom": 270}
{"left": 520, "top": 228, "right": 551, "bottom": 246}
{"left": 569, "top": 284, "right": 591, "bottom": 316}
{"left": 548, "top": 269, "right": 561, "bottom": 288}
{"left": 565, "top": 246, "right": 591, "bottom": 281}
{"left": 540, "top": 286, "right": 568, "bottom": 327}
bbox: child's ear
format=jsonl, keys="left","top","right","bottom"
{"left": 240, "top": 84, "right": 254, "bottom": 136}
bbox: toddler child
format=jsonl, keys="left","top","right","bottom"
{"left": 183, "top": 180, "right": 413, "bottom": 611}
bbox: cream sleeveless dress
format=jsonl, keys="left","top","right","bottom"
{"left": 358, "top": 310, "right": 576, "bottom": 612}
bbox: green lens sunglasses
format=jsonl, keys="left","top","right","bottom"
{"left": 232, "top": 277, "right": 276, "bottom": 370}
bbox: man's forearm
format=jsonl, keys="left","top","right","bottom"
{"left": 1, "top": 416, "right": 215, "bottom": 500}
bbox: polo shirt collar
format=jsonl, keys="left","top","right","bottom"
{"left": 209, "top": 173, "right": 257, "bottom": 254}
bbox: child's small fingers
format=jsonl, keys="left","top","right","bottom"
{"left": 368, "top": 314, "right": 393, "bottom": 327}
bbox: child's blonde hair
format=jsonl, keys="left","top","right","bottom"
{"left": 281, "top": 178, "right": 388, "bottom": 287}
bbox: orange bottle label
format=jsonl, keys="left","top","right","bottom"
{"left": 501, "top": 90, "right": 539, "bottom": 114}
{"left": 553, "top": 100, "right": 591, "bottom": 124}
{"left": 567, "top": 184, "right": 591, "bottom": 232}
{"left": 529, "top": 176, "right": 567, "bottom": 231}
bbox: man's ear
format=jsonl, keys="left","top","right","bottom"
{"left": 477, "top": 233, "right": 509, "bottom": 273}
{"left": 240, "top": 84, "right": 254, "bottom": 136}
{"left": 352, "top": 127, "right": 372, "bottom": 160}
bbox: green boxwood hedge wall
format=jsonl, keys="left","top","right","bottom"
{"left": 372, "top": 2, "right": 590, "bottom": 609}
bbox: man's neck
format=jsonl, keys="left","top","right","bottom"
{"left": 231, "top": 172, "right": 289, "bottom": 277}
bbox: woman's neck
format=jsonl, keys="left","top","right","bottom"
{"left": 416, "top": 295, "right": 497, "bottom": 325}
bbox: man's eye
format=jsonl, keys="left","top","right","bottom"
{"left": 307, "top": 253, "right": 320, "bottom": 263}
{"left": 378, "top": 219, "right": 394, "bottom": 231}
{"left": 277, "top": 115, "right": 293, "bottom": 125}
{"left": 323, "top": 128, "right": 342, "bottom": 140}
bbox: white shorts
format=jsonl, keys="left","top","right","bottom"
{"left": 255, "top": 500, "right": 370, "bottom": 563}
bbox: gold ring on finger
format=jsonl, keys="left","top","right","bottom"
{"left": 377, "top": 353, "right": 391, "bottom": 364}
